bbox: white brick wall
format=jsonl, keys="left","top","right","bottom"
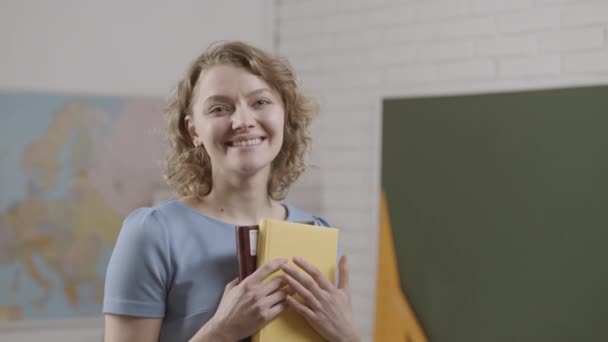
{"left": 277, "top": 0, "right": 608, "bottom": 341}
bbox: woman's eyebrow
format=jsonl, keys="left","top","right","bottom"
{"left": 245, "top": 88, "right": 273, "bottom": 97}
{"left": 203, "top": 94, "right": 233, "bottom": 106}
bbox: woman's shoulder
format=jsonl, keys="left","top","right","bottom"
{"left": 117, "top": 202, "right": 173, "bottom": 248}
{"left": 120, "top": 198, "right": 237, "bottom": 248}
{"left": 117, "top": 199, "right": 189, "bottom": 243}
{"left": 123, "top": 198, "right": 199, "bottom": 225}
{"left": 121, "top": 198, "right": 179, "bottom": 228}
{"left": 284, "top": 203, "right": 332, "bottom": 227}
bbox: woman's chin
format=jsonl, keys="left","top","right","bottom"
{"left": 231, "top": 162, "right": 269, "bottom": 176}
{"left": 222, "top": 155, "right": 275, "bottom": 177}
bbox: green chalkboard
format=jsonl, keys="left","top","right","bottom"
{"left": 381, "top": 85, "right": 608, "bottom": 342}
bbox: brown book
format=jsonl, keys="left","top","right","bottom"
{"left": 235, "top": 225, "right": 259, "bottom": 342}
{"left": 235, "top": 225, "right": 259, "bottom": 283}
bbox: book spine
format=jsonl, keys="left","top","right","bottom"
{"left": 236, "top": 226, "right": 259, "bottom": 282}
{"left": 252, "top": 222, "right": 268, "bottom": 342}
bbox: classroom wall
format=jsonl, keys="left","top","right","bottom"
{"left": 0, "top": 0, "right": 275, "bottom": 97}
{"left": 0, "top": 0, "right": 274, "bottom": 340}
{"left": 276, "top": 0, "right": 608, "bottom": 340}
{"left": 3, "top": 0, "right": 608, "bottom": 341}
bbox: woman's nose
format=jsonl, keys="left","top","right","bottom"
{"left": 232, "top": 106, "right": 255, "bottom": 130}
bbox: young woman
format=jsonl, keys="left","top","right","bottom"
{"left": 103, "top": 41, "right": 360, "bottom": 342}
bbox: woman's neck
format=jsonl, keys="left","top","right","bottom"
{"left": 191, "top": 168, "right": 286, "bottom": 226}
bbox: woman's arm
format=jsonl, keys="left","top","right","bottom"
{"left": 104, "top": 314, "right": 162, "bottom": 342}
{"left": 103, "top": 210, "right": 169, "bottom": 340}
{"left": 104, "top": 312, "right": 232, "bottom": 342}
{"left": 187, "top": 316, "right": 232, "bottom": 342}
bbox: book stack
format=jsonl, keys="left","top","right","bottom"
{"left": 236, "top": 219, "right": 339, "bottom": 342}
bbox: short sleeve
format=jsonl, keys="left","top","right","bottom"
{"left": 103, "top": 208, "right": 171, "bottom": 318}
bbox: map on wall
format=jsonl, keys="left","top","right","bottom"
{"left": 0, "top": 92, "right": 169, "bottom": 320}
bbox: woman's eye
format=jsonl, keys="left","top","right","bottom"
{"left": 255, "top": 99, "right": 270, "bottom": 107}
{"left": 210, "top": 106, "right": 226, "bottom": 114}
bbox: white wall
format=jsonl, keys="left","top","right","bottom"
{"left": 0, "top": 0, "right": 275, "bottom": 97}
{"left": 277, "top": 0, "right": 608, "bottom": 341}
{"left": 0, "top": 0, "right": 274, "bottom": 340}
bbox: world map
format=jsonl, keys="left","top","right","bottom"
{"left": 0, "top": 92, "right": 168, "bottom": 320}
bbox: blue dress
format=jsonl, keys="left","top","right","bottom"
{"left": 103, "top": 198, "right": 330, "bottom": 342}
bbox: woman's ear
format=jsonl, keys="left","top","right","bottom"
{"left": 185, "top": 114, "right": 199, "bottom": 145}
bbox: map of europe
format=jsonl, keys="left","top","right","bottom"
{"left": 0, "top": 92, "right": 167, "bottom": 320}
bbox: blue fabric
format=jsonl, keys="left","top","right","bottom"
{"left": 103, "top": 199, "right": 332, "bottom": 342}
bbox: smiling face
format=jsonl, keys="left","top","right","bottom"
{"left": 187, "top": 64, "right": 285, "bottom": 178}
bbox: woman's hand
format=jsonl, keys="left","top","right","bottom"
{"left": 195, "top": 258, "right": 289, "bottom": 342}
{"left": 280, "top": 255, "right": 361, "bottom": 342}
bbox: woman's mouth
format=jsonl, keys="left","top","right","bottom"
{"left": 226, "top": 137, "right": 265, "bottom": 147}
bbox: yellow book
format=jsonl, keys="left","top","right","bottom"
{"left": 253, "top": 219, "right": 339, "bottom": 342}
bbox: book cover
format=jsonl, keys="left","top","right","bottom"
{"left": 253, "top": 219, "right": 339, "bottom": 342}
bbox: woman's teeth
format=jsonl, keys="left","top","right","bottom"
{"left": 232, "top": 138, "right": 263, "bottom": 147}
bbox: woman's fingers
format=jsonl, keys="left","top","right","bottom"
{"left": 248, "top": 258, "right": 288, "bottom": 284}
{"left": 292, "top": 257, "right": 334, "bottom": 291}
{"left": 226, "top": 277, "right": 239, "bottom": 288}
{"left": 282, "top": 273, "right": 321, "bottom": 310}
{"left": 261, "top": 288, "right": 288, "bottom": 307}
{"left": 224, "top": 278, "right": 239, "bottom": 294}
{"left": 265, "top": 302, "right": 287, "bottom": 321}
{"left": 337, "top": 255, "right": 350, "bottom": 291}
{"left": 281, "top": 263, "right": 321, "bottom": 295}
{"left": 285, "top": 295, "right": 315, "bottom": 320}
{"left": 259, "top": 275, "right": 286, "bottom": 296}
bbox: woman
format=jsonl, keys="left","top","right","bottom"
{"left": 103, "top": 41, "right": 361, "bottom": 342}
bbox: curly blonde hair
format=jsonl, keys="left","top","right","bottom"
{"left": 164, "top": 41, "right": 318, "bottom": 200}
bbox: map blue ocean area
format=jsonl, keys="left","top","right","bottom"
{"left": 0, "top": 91, "right": 166, "bottom": 320}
